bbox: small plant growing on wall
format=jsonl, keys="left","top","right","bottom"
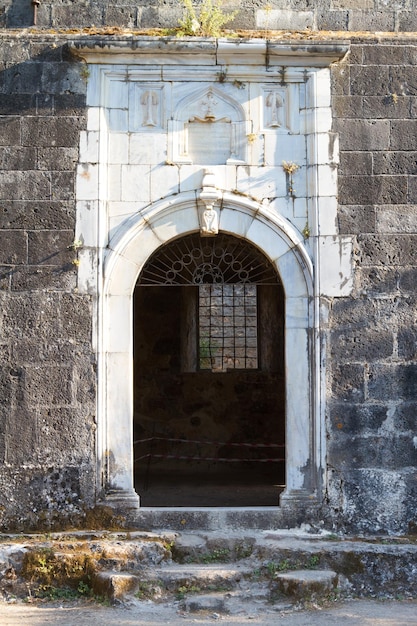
{"left": 178, "top": 0, "right": 238, "bottom": 37}
{"left": 282, "top": 160, "right": 299, "bottom": 197}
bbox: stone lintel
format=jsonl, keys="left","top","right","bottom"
{"left": 69, "top": 36, "right": 349, "bottom": 67}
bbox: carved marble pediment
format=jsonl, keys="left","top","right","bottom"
{"left": 168, "top": 86, "right": 250, "bottom": 165}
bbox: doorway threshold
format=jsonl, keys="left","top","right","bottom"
{"left": 129, "top": 506, "right": 288, "bottom": 531}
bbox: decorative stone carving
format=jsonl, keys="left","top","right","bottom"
{"left": 141, "top": 90, "right": 159, "bottom": 127}
{"left": 132, "top": 84, "right": 164, "bottom": 131}
{"left": 168, "top": 86, "right": 250, "bottom": 165}
{"left": 263, "top": 87, "right": 290, "bottom": 131}
{"left": 198, "top": 169, "right": 221, "bottom": 237}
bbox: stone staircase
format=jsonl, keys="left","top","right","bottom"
{"left": 1, "top": 528, "right": 417, "bottom": 614}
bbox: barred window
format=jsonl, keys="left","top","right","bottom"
{"left": 199, "top": 284, "right": 257, "bottom": 371}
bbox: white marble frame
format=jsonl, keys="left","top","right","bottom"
{"left": 70, "top": 37, "right": 351, "bottom": 511}
{"left": 101, "top": 191, "right": 318, "bottom": 508}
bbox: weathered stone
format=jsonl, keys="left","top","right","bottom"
{"left": 331, "top": 363, "right": 365, "bottom": 402}
{"left": 0, "top": 201, "right": 75, "bottom": 230}
{"left": 349, "top": 9, "right": 395, "bottom": 31}
{"left": 0, "top": 117, "right": 20, "bottom": 145}
{"left": 0, "top": 146, "right": 36, "bottom": 170}
{"left": 357, "top": 234, "right": 417, "bottom": 266}
{"left": 368, "top": 363, "right": 417, "bottom": 401}
{"left": 0, "top": 231, "right": 27, "bottom": 264}
{"left": 397, "top": 327, "right": 417, "bottom": 361}
{"left": 338, "top": 176, "right": 407, "bottom": 205}
{"left": 391, "top": 120, "right": 417, "bottom": 150}
{"left": 335, "top": 120, "right": 390, "bottom": 151}
{"left": 21, "top": 117, "right": 84, "bottom": 148}
{"left": 337, "top": 204, "right": 376, "bottom": 234}
{"left": 328, "top": 402, "right": 387, "bottom": 435}
{"left": 274, "top": 570, "right": 338, "bottom": 601}
{"left": 330, "top": 328, "right": 394, "bottom": 361}
{"left": 23, "top": 365, "right": 73, "bottom": 406}
{"left": 350, "top": 65, "right": 391, "bottom": 97}
{"left": 27, "top": 230, "right": 74, "bottom": 266}
{"left": 339, "top": 152, "right": 372, "bottom": 176}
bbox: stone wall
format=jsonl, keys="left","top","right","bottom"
{"left": 326, "top": 40, "right": 417, "bottom": 533}
{"left": 2, "top": 0, "right": 417, "bottom": 32}
{"left": 0, "top": 34, "right": 96, "bottom": 530}
{"left": 0, "top": 21, "right": 417, "bottom": 531}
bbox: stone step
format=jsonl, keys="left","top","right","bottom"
{"left": 272, "top": 569, "right": 339, "bottom": 602}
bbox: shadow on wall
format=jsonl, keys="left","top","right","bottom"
{"left": 2, "top": 0, "right": 35, "bottom": 27}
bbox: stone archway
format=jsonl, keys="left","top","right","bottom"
{"left": 133, "top": 232, "right": 285, "bottom": 506}
{"left": 98, "top": 191, "right": 318, "bottom": 512}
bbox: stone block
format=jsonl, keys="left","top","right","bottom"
{"left": 24, "top": 365, "right": 73, "bottom": 406}
{"left": 328, "top": 402, "right": 387, "bottom": 435}
{"left": 37, "top": 147, "right": 79, "bottom": 171}
{"left": 0, "top": 200, "right": 74, "bottom": 230}
{"left": 335, "top": 119, "right": 390, "bottom": 151}
{"left": 408, "top": 177, "right": 417, "bottom": 203}
{"left": 256, "top": 9, "right": 314, "bottom": 30}
{"left": 104, "top": 6, "right": 138, "bottom": 27}
{"left": 332, "top": 95, "right": 364, "bottom": 118}
{"left": 362, "top": 44, "right": 415, "bottom": 66}
{"left": 356, "top": 267, "right": 399, "bottom": 295}
{"left": 363, "top": 95, "right": 412, "bottom": 119}
{"left": 339, "top": 152, "right": 372, "bottom": 176}
{"left": 399, "top": 267, "right": 417, "bottom": 292}
{"left": 0, "top": 62, "right": 43, "bottom": 95}
{"left": 0, "top": 94, "right": 32, "bottom": 115}
{"left": 0, "top": 231, "right": 26, "bottom": 265}
{"left": 337, "top": 205, "right": 376, "bottom": 235}
{"left": 374, "top": 153, "right": 417, "bottom": 176}
{"left": 0, "top": 117, "right": 20, "bottom": 146}
{"left": 0, "top": 171, "right": 52, "bottom": 201}
{"left": 350, "top": 65, "right": 391, "bottom": 97}
{"left": 329, "top": 433, "right": 416, "bottom": 471}
{"left": 50, "top": 171, "right": 75, "bottom": 201}
{"left": 27, "top": 230, "right": 74, "bottom": 266}
{"left": 41, "top": 62, "right": 86, "bottom": 96}
{"left": 368, "top": 363, "right": 417, "bottom": 401}
{"left": 338, "top": 175, "right": 407, "bottom": 205}
{"left": 0, "top": 146, "right": 36, "bottom": 170}
{"left": 376, "top": 205, "right": 417, "bottom": 233}
{"left": 330, "top": 328, "right": 394, "bottom": 362}
{"left": 92, "top": 571, "right": 139, "bottom": 601}
{"left": 38, "top": 407, "right": 94, "bottom": 465}
{"left": 331, "top": 63, "right": 350, "bottom": 97}
{"left": 0, "top": 267, "right": 11, "bottom": 290}
{"left": 59, "top": 293, "right": 92, "bottom": 342}
{"left": 398, "top": 10, "right": 417, "bottom": 31}
{"left": 317, "top": 9, "right": 349, "bottom": 30}
{"left": 21, "top": 117, "right": 83, "bottom": 148}
{"left": 342, "top": 468, "right": 408, "bottom": 534}
{"left": 11, "top": 266, "right": 76, "bottom": 292}
{"left": 54, "top": 94, "right": 86, "bottom": 117}
{"left": 51, "top": 5, "right": 104, "bottom": 28}
{"left": 393, "top": 401, "right": 417, "bottom": 431}
{"left": 331, "top": 363, "right": 365, "bottom": 402}
{"left": 391, "top": 121, "right": 417, "bottom": 150}
{"left": 274, "top": 570, "right": 338, "bottom": 601}
{"left": 5, "top": 407, "right": 38, "bottom": 465}
{"left": 398, "top": 327, "right": 417, "bottom": 361}
{"left": 357, "top": 233, "right": 417, "bottom": 266}
{"left": 330, "top": 296, "right": 375, "bottom": 329}
{"left": 348, "top": 9, "right": 395, "bottom": 31}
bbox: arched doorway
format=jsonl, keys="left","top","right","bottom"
{"left": 99, "top": 192, "right": 318, "bottom": 513}
{"left": 133, "top": 233, "right": 285, "bottom": 506}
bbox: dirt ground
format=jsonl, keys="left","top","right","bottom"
{"left": 1, "top": 598, "right": 417, "bottom": 625}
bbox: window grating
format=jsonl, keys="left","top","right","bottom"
{"left": 199, "top": 284, "right": 257, "bottom": 371}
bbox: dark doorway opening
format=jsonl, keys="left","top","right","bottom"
{"left": 133, "top": 234, "right": 285, "bottom": 507}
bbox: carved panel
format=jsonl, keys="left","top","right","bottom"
{"left": 131, "top": 83, "right": 164, "bottom": 131}
{"left": 168, "top": 86, "right": 250, "bottom": 165}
